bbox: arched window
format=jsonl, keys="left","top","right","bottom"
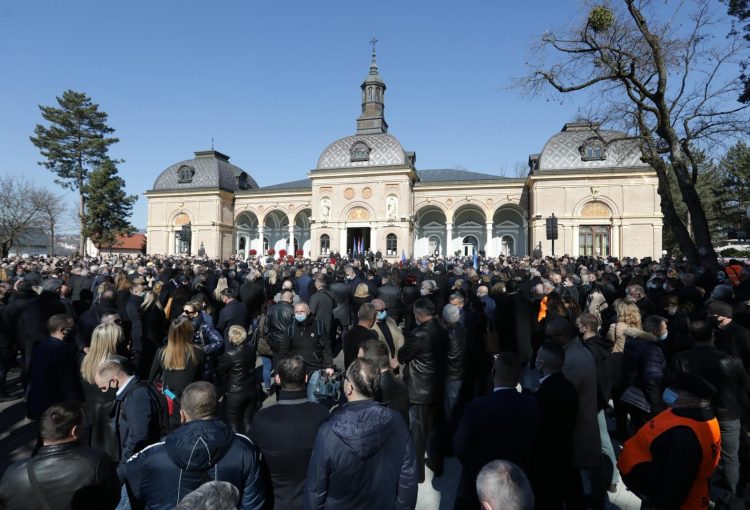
{"left": 177, "top": 165, "right": 195, "bottom": 183}
{"left": 579, "top": 138, "right": 607, "bottom": 161}
{"left": 350, "top": 141, "right": 371, "bottom": 162}
{"left": 386, "top": 234, "right": 397, "bottom": 256}
{"left": 320, "top": 234, "right": 330, "bottom": 255}
{"left": 579, "top": 226, "right": 610, "bottom": 256}
{"left": 238, "top": 237, "right": 246, "bottom": 250}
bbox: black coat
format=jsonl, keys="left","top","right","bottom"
{"left": 452, "top": 388, "right": 541, "bottom": 508}
{"left": 583, "top": 334, "right": 614, "bottom": 410}
{"left": 124, "top": 418, "right": 265, "bottom": 509}
{"left": 375, "top": 284, "right": 402, "bottom": 323}
{"left": 26, "top": 337, "right": 83, "bottom": 420}
{"left": 265, "top": 302, "right": 294, "bottom": 352}
{"left": 249, "top": 389, "right": 329, "bottom": 510}
{"left": 309, "top": 289, "right": 336, "bottom": 341}
{"left": 16, "top": 291, "right": 66, "bottom": 372}
{"left": 377, "top": 371, "right": 410, "bottom": 426}
{"left": 217, "top": 299, "right": 251, "bottom": 337}
{"left": 715, "top": 321, "right": 750, "bottom": 370}
{"left": 342, "top": 324, "right": 377, "bottom": 370}
{"left": 674, "top": 344, "right": 750, "bottom": 422}
{"left": 397, "top": 319, "right": 448, "bottom": 404}
{"left": 531, "top": 372, "right": 578, "bottom": 508}
{"left": 0, "top": 442, "right": 119, "bottom": 510}
{"left": 280, "top": 317, "right": 332, "bottom": 373}
{"left": 304, "top": 400, "right": 417, "bottom": 510}
{"left": 77, "top": 299, "right": 118, "bottom": 353}
{"left": 217, "top": 341, "right": 257, "bottom": 396}
{"left": 83, "top": 380, "right": 119, "bottom": 461}
{"left": 239, "top": 280, "right": 266, "bottom": 319}
{"left": 622, "top": 330, "right": 666, "bottom": 415}
{"left": 328, "top": 282, "right": 352, "bottom": 328}
{"left": 113, "top": 377, "right": 162, "bottom": 469}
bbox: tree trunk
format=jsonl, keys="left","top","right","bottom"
{"left": 649, "top": 158, "right": 702, "bottom": 265}
{"left": 49, "top": 222, "right": 55, "bottom": 257}
{"left": 79, "top": 190, "right": 86, "bottom": 256}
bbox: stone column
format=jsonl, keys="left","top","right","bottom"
{"left": 340, "top": 225, "right": 347, "bottom": 254}
{"left": 288, "top": 225, "right": 294, "bottom": 254}
{"left": 485, "top": 222, "right": 493, "bottom": 257}
{"left": 446, "top": 222, "right": 453, "bottom": 256}
{"left": 257, "top": 226, "right": 264, "bottom": 254}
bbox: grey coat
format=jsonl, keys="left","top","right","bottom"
{"left": 562, "top": 338, "right": 602, "bottom": 468}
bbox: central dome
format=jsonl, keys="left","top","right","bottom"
{"left": 316, "top": 133, "right": 407, "bottom": 170}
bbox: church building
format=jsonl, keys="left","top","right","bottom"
{"left": 145, "top": 49, "right": 662, "bottom": 260}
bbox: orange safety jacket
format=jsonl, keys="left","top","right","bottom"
{"left": 618, "top": 409, "right": 721, "bottom": 510}
{"left": 725, "top": 264, "right": 742, "bottom": 287}
{"left": 537, "top": 295, "right": 548, "bottom": 322}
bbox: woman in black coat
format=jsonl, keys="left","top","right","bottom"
{"left": 217, "top": 325, "right": 257, "bottom": 435}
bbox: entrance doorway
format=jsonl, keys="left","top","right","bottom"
{"left": 462, "top": 235, "right": 478, "bottom": 256}
{"left": 347, "top": 227, "right": 371, "bottom": 256}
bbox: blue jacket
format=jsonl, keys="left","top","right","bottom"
{"left": 304, "top": 400, "right": 417, "bottom": 510}
{"left": 124, "top": 418, "right": 265, "bottom": 510}
{"left": 113, "top": 377, "right": 162, "bottom": 472}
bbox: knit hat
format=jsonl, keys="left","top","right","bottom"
{"left": 708, "top": 300, "right": 733, "bottom": 319}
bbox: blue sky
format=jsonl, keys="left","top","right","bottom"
{"left": 0, "top": 1, "right": 737, "bottom": 230}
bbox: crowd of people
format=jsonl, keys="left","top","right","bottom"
{"left": 0, "top": 250, "right": 748, "bottom": 509}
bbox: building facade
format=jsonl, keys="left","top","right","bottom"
{"left": 146, "top": 51, "right": 662, "bottom": 260}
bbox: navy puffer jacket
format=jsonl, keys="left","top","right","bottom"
{"left": 304, "top": 400, "right": 417, "bottom": 510}
{"left": 124, "top": 418, "right": 265, "bottom": 510}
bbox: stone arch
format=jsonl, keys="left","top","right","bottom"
{"left": 263, "top": 209, "right": 291, "bottom": 253}
{"left": 169, "top": 209, "right": 194, "bottom": 226}
{"left": 447, "top": 199, "right": 486, "bottom": 222}
{"left": 414, "top": 200, "right": 448, "bottom": 216}
{"left": 491, "top": 204, "right": 527, "bottom": 257}
{"left": 453, "top": 203, "right": 487, "bottom": 256}
{"left": 415, "top": 205, "right": 447, "bottom": 257}
{"left": 343, "top": 202, "right": 374, "bottom": 223}
{"left": 293, "top": 208, "right": 312, "bottom": 257}
{"left": 573, "top": 195, "right": 620, "bottom": 218}
{"left": 234, "top": 210, "right": 260, "bottom": 256}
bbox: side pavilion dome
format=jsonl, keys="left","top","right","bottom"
{"left": 152, "top": 150, "right": 258, "bottom": 192}
{"left": 537, "top": 122, "right": 648, "bottom": 172}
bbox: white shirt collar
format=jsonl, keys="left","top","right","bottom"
{"left": 116, "top": 375, "right": 135, "bottom": 397}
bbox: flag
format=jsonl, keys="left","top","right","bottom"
{"left": 359, "top": 237, "right": 364, "bottom": 255}
{"left": 473, "top": 251, "right": 479, "bottom": 270}
{"left": 401, "top": 250, "right": 407, "bottom": 264}
{"left": 353, "top": 237, "right": 358, "bottom": 256}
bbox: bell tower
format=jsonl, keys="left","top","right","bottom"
{"left": 356, "top": 37, "right": 388, "bottom": 135}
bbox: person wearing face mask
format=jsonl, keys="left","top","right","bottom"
{"left": 618, "top": 371, "right": 721, "bottom": 510}
{"left": 26, "top": 314, "right": 83, "bottom": 420}
{"left": 280, "top": 301, "right": 334, "bottom": 402}
{"left": 709, "top": 301, "right": 750, "bottom": 370}
{"left": 674, "top": 321, "right": 750, "bottom": 497}
{"left": 94, "top": 355, "right": 162, "bottom": 508}
{"left": 371, "top": 298, "right": 404, "bottom": 369}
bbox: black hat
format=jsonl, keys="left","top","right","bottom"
{"left": 668, "top": 370, "right": 716, "bottom": 400}
{"left": 708, "top": 301, "right": 733, "bottom": 319}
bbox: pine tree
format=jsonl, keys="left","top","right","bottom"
{"left": 30, "top": 90, "right": 119, "bottom": 254}
{"left": 81, "top": 160, "right": 137, "bottom": 252}
{"left": 717, "top": 141, "right": 750, "bottom": 234}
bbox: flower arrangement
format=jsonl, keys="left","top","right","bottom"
{"left": 249, "top": 249, "right": 257, "bottom": 256}
{"left": 295, "top": 249, "right": 304, "bottom": 257}
{"left": 267, "top": 248, "right": 275, "bottom": 256}
{"left": 278, "top": 249, "right": 287, "bottom": 258}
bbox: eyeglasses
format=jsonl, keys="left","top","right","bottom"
{"left": 183, "top": 309, "right": 197, "bottom": 315}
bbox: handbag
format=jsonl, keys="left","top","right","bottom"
{"left": 619, "top": 384, "right": 650, "bottom": 413}
{"left": 155, "top": 370, "right": 178, "bottom": 416}
{"left": 256, "top": 315, "right": 273, "bottom": 357}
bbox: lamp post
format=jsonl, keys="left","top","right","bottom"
{"left": 545, "top": 213, "right": 558, "bottom": 256}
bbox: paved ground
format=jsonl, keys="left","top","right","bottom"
{"left": 0, "top": 366, "right": 642, "bottom": 508}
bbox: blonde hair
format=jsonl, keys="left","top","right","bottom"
{"left": 227, "top": 325, "right": 247, "bottom": 346}
{"left": 162, "top": 316, "right": 198, "bottom": 370}
{"left": 140, "top": 290, "right": 163, "bottom": 312}
{"left": 354, "top": 283, "right": 370, "bottom": 298}
{"left": 213, "top": 276, "right": 228, "bottom": 301}
{"left": 115, "top": 273, "right": 131, "bottom": 292}
{"left": 615, "top": 299, "right": 642, "bottom": 329}
{"left": 81, "top": 323, "right": 122, "bottom": 384}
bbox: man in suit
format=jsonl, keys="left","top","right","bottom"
{"left": 452, "top": 352, "right": 540, "bottom": 510}
{"left": 249, "top": 355, "right": 328, "bottom": 509}
{"left": 531, "top": 341, "right": 579, "bottom": 509}
{"left": 216, "top": 288, "right": 250, "bottom": 341}
{"left": 342, "top": 303, "right": 378, "bottom": 370}
{"left": 546, "top": 318, "right": 603, "bottom": 507}
{"left": 359, "top": 339, "right": 409, "bottom": 425}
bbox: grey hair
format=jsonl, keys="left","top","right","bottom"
{"left": 442, "top": 304, "right": 461, "bottom": 325}
{"left": 475, "top": 460, "right": 534, "bottom": 510}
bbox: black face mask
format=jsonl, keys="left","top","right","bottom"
{"left": 707, "top": 316, "right": 721, "bottom": 328}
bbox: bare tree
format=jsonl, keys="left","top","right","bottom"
{"left": 33, "top": 189, "right": 68, "bottom": 257}
{"left": 521, "top": 0, "right": 749, "bottom": 270}
{"left": 0, "top": 176, "right": 45, "bottom": 258}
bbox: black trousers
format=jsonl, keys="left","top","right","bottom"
{"left": 224, "top": 390, "right": 257, "bottom": 435}
{"left": 409, "top": 402, "right": 444, "bottom": 483}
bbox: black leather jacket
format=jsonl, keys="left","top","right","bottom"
{"left": 218, "top": 341, "right": 257, "bottom": 395}
{"left": 674, "top": 344, "right": 750, "bottom": 422}
{"left": 265, "top": 301, "right": 294, "bottom": 351}
{"left": 445, "top": 322, "right": 467, "bottom": 381}
{"left": 397, "top": 319, "right": 448, "bottom": 404}
{"left": 0, "top": 442, "right": 120, "bottom": 510}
